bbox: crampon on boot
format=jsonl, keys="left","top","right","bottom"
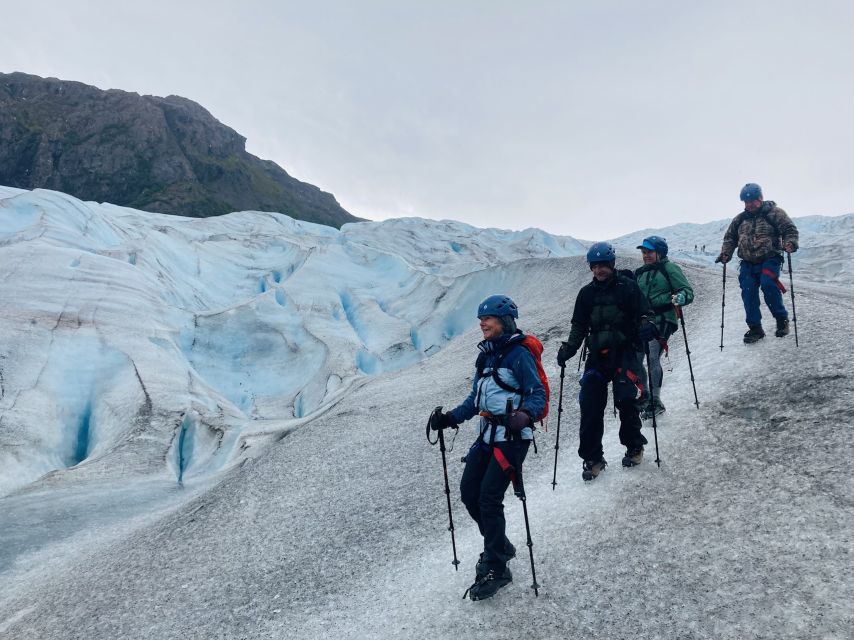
{"left": 475, "top": 542, "right": 516, "bottom": 579}
{"left": 464, "top": 567, "right": 513, "bottom": 601}
{"left": 582, "top": 458, "right": 607, "bottom": 481}
{"left": 622, "top": 447, "right": 644, "bottom": 467}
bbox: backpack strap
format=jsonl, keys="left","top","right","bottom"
{"left": 480, "top": 337, "right": 526, "bottom": 396}
{"left": 616, "top": 275, "right": 639, "bottom": 315}
{"left": 489, "top": 348, "right": 523, "bottom": 395}
{"left": 656, "top": 263, "right": 676, "bottom": 294}
{"left": 614, "top": 276, "right": 641, "bottom": 336}
{"left": 762, "top": 207, "right": 780, "bottom": 236}
{"left": 644, "top": 263, "right": 680, "bottom": 318}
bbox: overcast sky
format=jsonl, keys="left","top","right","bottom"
{"left": 3, "top": 1, "right": 852, "bottom": 238}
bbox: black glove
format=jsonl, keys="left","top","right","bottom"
{"left": 638, "top": 319, "right": 658, "bottom": 342}
{"left": 431, "top": 411, "right": 457, "bottom": 430}
{"left": 557, "top": 341, "right": 576, "bottom": 367}
{"left": 507, "top": 409, "right": 532, "bottom": 432}
{"left": 715, "top": 253, "right": 730, "bottom": 264}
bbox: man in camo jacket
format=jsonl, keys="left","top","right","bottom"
{"left": 716, "top": 183, "right": 799, "bottom": 344}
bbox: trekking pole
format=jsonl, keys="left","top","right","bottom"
{"left": 426, "top": 406, "right": 460, "bottom": 570}
{"left": 497, "top": 398, "right": 539, "bottom": 595}
{"left": 550, "top": 365, "right": 565, "bottom": 490}
{"left": 786, "top": 253, "right": 799, "bottom": 347}
{"left": 576, "top": 339, "right": 587, "bottom": 372}
{"left": 511, "top": 472, "right": 540, "bottom": 597}
{"left": 643, "top": 343, "right": 662, "bottom": 467}
{"left": 519, "top": 489, "right": 540, "bottom": 597}
{"left": 675, "top": 304, "right": 700, "bottom": 409}
{"left": 720, "top": 263, "right": 726, "bottom": 351}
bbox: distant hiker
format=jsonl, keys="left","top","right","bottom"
{"left": 556, "top": 242, "right": 654, "bottom": 478}
{"left": 694, "top": 244, "right": 698, "bottom": 252}
{"left": 432, "top": 295, "right": 545, "bottom": 601}
{"left": 702, "top": 244, "right": 706, "bottom": 253}
{"left": 634, "top": 236, "right": 694, "bottom": 418}
{"left": 716, "top": 183, "right": 799, "bottom": 343}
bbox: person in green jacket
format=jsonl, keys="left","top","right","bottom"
{"left": 634, "top": 236, "right": 694, "bottom": 419}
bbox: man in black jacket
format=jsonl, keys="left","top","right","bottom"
{"left": 557, "top": 242, "right": 656, "bottom": 479}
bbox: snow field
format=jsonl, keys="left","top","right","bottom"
{"left": 0, "top": 187, "right": 851, "bottom": 638}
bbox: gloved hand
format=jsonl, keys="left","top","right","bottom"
{"left": 671, "top": 291, "right": 687, "bottom": 306}
{"left": 556, "top": 341, "right": 576, "bottom": 367}
{"left": 784, "top": 241, "right": 796, "bottom": 253}
{"left": 715, "top": 253, "right": 730, "bottom": 264}
{"left": 507, "top": 409, "right": 532, "bottom": 432}
{"left": 638, "top": 319, "right": 658, "bottom": 342}
{"left": 431, "top": 411, "right": 458, "bottom": 430}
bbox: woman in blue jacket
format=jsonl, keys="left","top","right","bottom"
{"left": 434, "top": 294, "right": 545, "bottom": 601}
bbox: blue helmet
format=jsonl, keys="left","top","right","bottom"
{"left": 586, "top": 241, "right": 616, "bottom": 267}
{"left": 477, "top": 294, "right": 518, "bottom": 319}
{"left": 740, "top": 183, "right": 763, "bottom": 202}
{"left": 637, "top": 235, "right": 668, "bottom": 257}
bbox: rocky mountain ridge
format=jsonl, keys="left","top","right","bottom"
{"left": 0, "top": 72, "right": 358, "bottom": 227}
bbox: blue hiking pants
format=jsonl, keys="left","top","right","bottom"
{"left": 738, "top": 257, "right": 788, "bottom": 327}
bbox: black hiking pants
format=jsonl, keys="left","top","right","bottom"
{"left": 578, "top": 352, "right": 647, "bottom": 461}
{"left": 460, "top": 437, "right": 530, "bottom": 574}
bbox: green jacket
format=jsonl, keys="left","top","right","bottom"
{"left": 634, "top": 258, "right": 694, "bottom": 330}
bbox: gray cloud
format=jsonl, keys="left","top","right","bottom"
{"left": 2, "top": 0, "right": 852, "bottom": 238}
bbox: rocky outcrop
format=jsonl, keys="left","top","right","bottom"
{"left": 0, "top": 72, "right": 358, "bottom": 227}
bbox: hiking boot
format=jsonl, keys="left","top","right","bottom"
{"left": 582, "top": 458, "right": 607, "bottom": 481}
{"left": 743, "top": 325, "right": 765, "bottom": 344}
{"left": 622, "top": 447, "right": 644, "bottom": 467}
{"left": 475, "top": 542, "right": 516, "bottom": 579}
{"left": 639, "top": 398, "right": 665, "bottom": 420}
{"left": 775, "top": 317, "right": 790, "bottom": 337}
{"left": 465, "top": 567, "right": 513, "bottom": 601}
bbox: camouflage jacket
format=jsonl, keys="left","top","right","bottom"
{"left": 720, "top": 201, "right": 799, "bottom": 264}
